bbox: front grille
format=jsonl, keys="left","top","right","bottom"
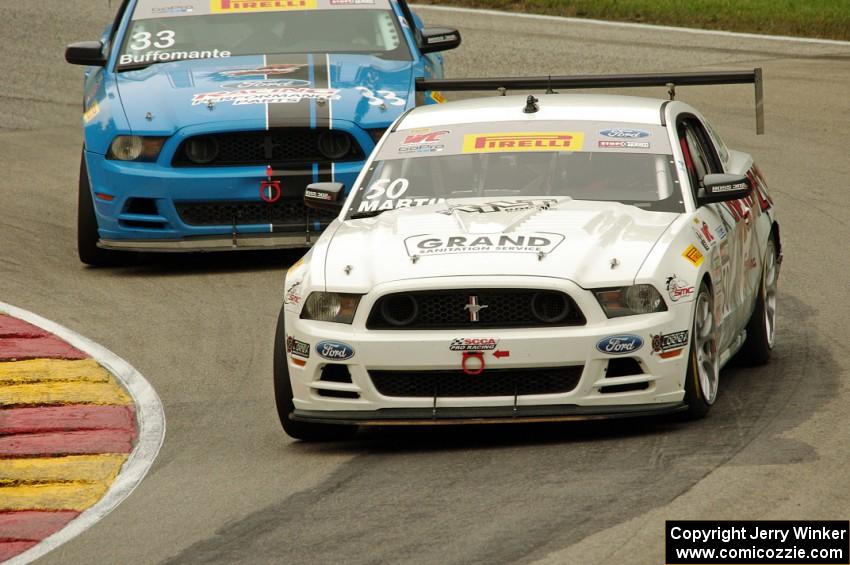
{"left": 172, "top": 128, "right": 363, "bottom": 167}
{"left": 366, "top": 289, "right": 585, "bottom": 330}
{"left": 175, "top": 198, "right": 337, "bottom": 227}
{"left": 369, "top": 366, "right": 583, "bottom": 397}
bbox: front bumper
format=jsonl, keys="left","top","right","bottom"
{"left": 285, "top": 277, "right": 694, "bottom": 422}
{"left": 84, "top": 122, "right": 374, "bottom": 251}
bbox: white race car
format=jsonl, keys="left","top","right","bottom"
{"left": 274, "top": 70, "right": 780, "bottom": 440}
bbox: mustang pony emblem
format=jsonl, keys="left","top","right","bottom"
{"left": 463, "top": 296, "right": 488, "bottom": 322}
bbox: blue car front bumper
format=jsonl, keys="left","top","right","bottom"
{"left": 85, "top": 124, "right": 371, "bottom": 252}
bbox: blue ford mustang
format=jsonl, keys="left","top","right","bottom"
{"left": 66, "top": 0, "right": 460, "bottom": 265}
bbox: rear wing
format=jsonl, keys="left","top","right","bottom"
{"left": 415, "top": 68, "right": 764, "bottom": 134}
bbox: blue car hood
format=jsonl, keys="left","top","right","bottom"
{"left": 115, "top": 54, "right": 414, "bottom": 134}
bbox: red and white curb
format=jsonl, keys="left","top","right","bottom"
{"left": 0, "top": 302, "right": 165, "bottom": 564}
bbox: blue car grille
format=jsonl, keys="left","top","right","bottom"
{"left": 172, "top": 129, "right": 363, "bottom": 167}
{"left": 368, "top": 366, "right": 584, "bottom": 397}
{"left": 175, "top": 198, "right": 337, "bottom": 228}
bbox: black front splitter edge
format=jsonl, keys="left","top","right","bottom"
{"left": 292, "top": 402, "right": 687, "bottom": 426}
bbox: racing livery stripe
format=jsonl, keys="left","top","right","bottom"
{"left": 265, "top": 53, "right": 313, "bottom": 128}
{"left": 312, "top": 54, "right": 330, "bottom": 129}
{"left": 318, "top": 53, "right": 335, "bottom": 183}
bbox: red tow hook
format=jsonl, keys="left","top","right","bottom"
{"left": 461, "top": 352, "right": 485, "bottom": 375}
{"left": 260, "top": 165, "right": 281, "bottom": 203}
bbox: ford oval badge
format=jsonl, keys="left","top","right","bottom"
{"left": 596, "top": 334, "right": 644, "bottom": 355}
{"left": 599, "top": 128, "right": 650, "bottom": 139}
{"left": 316, "top": 340, "right": 355, "bottom": 360}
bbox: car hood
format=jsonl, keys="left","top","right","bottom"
{"left": 115, "top": 54, "right": 414, "bottom": 133}
{"left": 325, "top": 198, "right": 678, "bottom": 290}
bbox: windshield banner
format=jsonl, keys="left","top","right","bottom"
{"left": 133, "top": 0, "right": 389, "bottom": 19}
{"left": 378, "top": 121, "right": 671, "bottom": 160}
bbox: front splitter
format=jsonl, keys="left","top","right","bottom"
{"left": 292, "top": 402, "right": 687, "bottom": 426}
{"left": 99, "top": 232, "right": 316, "bottom": 252}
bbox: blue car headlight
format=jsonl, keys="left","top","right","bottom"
{"left": 107, "top": 135, "right": 166, "bottom": 162}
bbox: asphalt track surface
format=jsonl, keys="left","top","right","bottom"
{"left": 2, "top": 3, "right": 850, "bottom": 563}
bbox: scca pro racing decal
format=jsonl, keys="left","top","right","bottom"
{"left": 316, "top": 340, "right": 354, "bottom": 360}
{"left": 596, "top": 334, "right": 643, "bottom": 355}
{"left": 449, "top": 338, "right": 498, "bottom": 352}
{"left": 404, "top": 232, "right": 565, "bottom": 257}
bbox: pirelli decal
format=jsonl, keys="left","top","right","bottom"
{"left": 682, "top": 244, "right": 704, "bottom": 267}
{"left": 210, "top": 0, "right": 317, "bottom": 13}
{"left": 463, "top": 132, "right": 584, "bottom": 153}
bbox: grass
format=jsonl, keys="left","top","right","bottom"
{"left": 415, "top": 0, "right": 850, "bottom": 41}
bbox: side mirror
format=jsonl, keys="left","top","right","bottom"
{"left": 304, "top": 182, "right": 345, "bottom": 212}
{"left": 698, "top": 173, "right": 753, "bottom": 205}
{"left": 419, "top": 27, "right": 461, "bottom": 54}
{"left": 66, "top": 41, "right": 107, "bottom": 66}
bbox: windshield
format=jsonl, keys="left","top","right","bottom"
{"left": 348, "top": 122, "right": 684, "bottom": 216}
{"left": 118, "top": 0, "right": 410, "bottom": 69}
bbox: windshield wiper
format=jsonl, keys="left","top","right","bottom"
{"left": 348, "top": 210, "right": 386, "bottom": 219}
{"left": 116, "top": 60, "right": 166, "bottom": 72}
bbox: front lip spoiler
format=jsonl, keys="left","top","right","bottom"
{"left": 98, "top": 233, "right": 315, "bottom": 252}
{"left": 292, "top": 402, "right": 687, "bottom": 426}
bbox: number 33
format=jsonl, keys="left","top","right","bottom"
{"left": 355, "top": 87, "right": 405, "bottom": 107}
{"left": 130, "top": 30, "right": 176, "bottom": 51}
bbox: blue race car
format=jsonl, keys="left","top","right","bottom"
{"left": 65, "top": 0, "right": 460, "bottom": 265}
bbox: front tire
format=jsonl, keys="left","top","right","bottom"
{"left": 683, "top": 281, "right": 720, "bottom": 419}
{"left": 273, "top": 304, "right": 357, "bottom": 441}
{"left": 737, "top": 235, "right": 778, "bottom": 366}
{"left": 77, "top": 151, "right": 132, "bottom": 266}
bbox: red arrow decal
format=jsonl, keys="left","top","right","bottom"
{"left": 493, "top": 350, "right": 510, "bottom": 359}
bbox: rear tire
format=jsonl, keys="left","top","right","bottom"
{"left": 77, "top": 151, "right": 132, "bottom": 267}
{"left": 683, "top": 281, "right": 719, "bottom": 419}
{"left": 273, "top": 304, "right": 357, "bottom": 441}
{"left": 737, "top": 235, "right": 778, "bottom": 366}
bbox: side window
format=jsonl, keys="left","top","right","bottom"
{"left": 678, "top": 118, "right": 722, "bottom": 196}
{"left": 703, "top": 120, "right": 729, "bottom": 166}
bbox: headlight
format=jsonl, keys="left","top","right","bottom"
{"left": 107, "top": 136, "right": 166, "bottom": 162}
{"left": 594, "top": 285, "right": 667, "bottom": 318}
{"left": 317, "top": 130, "right": 353, "bottom": 160}
{"left": 300, "top": 292, "right": 362, "bottom": 324}
{"left": 184, "top": 136, "right": 219, "bottom": 164}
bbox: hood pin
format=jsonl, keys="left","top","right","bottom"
{"left": 344, "top": 265, "right": 353, "bottom": 275}
{"left": 610, "top": 258, "right": 620, "bottom": 269}
{"left": 145, "top": 112, "right": 153, "bottom": 121}
{"left": 410, "top": 254, "right": 420, "bottom": 264}
{"left": 206, "top": 100, "right": 215, "bottom": 110}
{"left": 537, "top": 251, "right": 546, "bottom": 261}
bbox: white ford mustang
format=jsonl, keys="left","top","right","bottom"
{"left": 274, "top": 71, "right": 780, "bottom": 440}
